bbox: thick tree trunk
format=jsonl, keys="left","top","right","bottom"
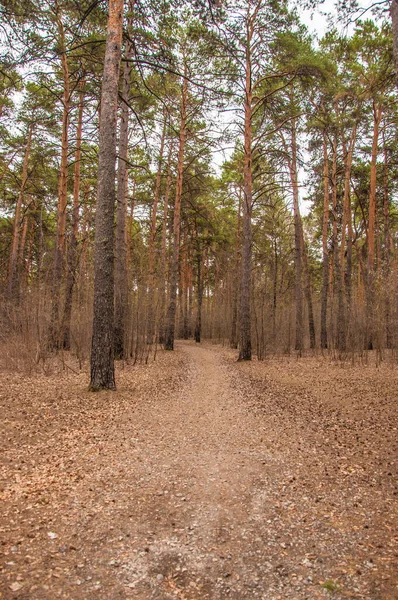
{"left": 391, "top": 0, "right": 398, "bottom": 82}
{"left": 164, "top": 71, "right": 188, "bottom": 351}
{"left": 238, "top": 48, "right": 253, "bottom": 361}
{"left": 89, "top": 0, "right": 124, "bottom": 391}
{"left": 114, "top": 40, "right": 133, "bottom": 360}
{"left": 7, "top": 124, "right": 32, "bottom": 300}
{"left": 320, "top": 131, "right": 330, "bottom": 349}
{"left": 62, "top": 83, "right": 84, "bottom": 350}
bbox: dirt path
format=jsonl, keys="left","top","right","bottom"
{"left": 0, "top": 341, "right": 397, "bottom": 599}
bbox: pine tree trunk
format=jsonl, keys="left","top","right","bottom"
{"left": 114, "top": 40, "right": 132, "bottom": 360}
{"left": 49, "top": 16, "right": 70, "bottom": 350}
{"left": 230, "top": 188, "right": 241, "bottom": 349}
{"left": 7, "top": 125, "right": 32, "bottom": 300}
{"left": 158, "top": 145, "right": 172, "bottom": 344}
{"left": 366, "top": 102, "right": 382, "bottom": 350}
{"left": 288, "top": 119, "right": 303, "bottom": 352}
{"left": 89, "top": 0, "right": 124, "bottom": 391}
{"left": 194, "top": 239, "right": 203, "bottom": 344}
{"left": 391, "top": 0, "right": 398, "bottom": 83}
{"left": 62, "top": 83, "right": 84, "bottom": 350}
{"left": 331, "top": 134, "right": 346, "bottom": 351}
{"left": 320, "top": 131, "right": 330, "bottom": 349}
{"left": 146, "top": 116, "right": 166, "bottom": 345}
{"left": 341, "top": 124, "right": 356, "bottom": 328}
{"left": 300, "top": 224, "right": 316, "bottom": 349}
{"left": 164, "top": 70, "right": 188, "bottom": 351}
{"left": 238, "top": 49, "right": 253, "bottom": 361}
{"left": 383, "top": 137, "right": 392, "bottom": 348}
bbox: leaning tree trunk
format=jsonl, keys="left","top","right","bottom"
{"left": 89, "top": 0, "right": 124, "bottom": 391}
{"left": 164, "top": 69, "right": 188, "bottom": 351}
{"left": 114, "top": 38, "right": 133, "bottom": 360}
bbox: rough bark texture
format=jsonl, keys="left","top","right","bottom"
{"left": 164, "top": 72, "right": 188, "bottom": 351}
{"left": 62, "top": 84, "right": 84, "bottom": 350}
{"left": 114, "top": 40, "right": 132, "bottom": 360}
{"left": 320, "top": 131, "right": 330, "bottom": 350}
{"left": 89, "top": 0, "right": 124, "bottom": 391}
{"left": 7, "top": 125, "right": 32, "bottom": 300}
{"left": 391, "top": 0, "right": 398, "bottom": 83}
{"left": 238, "top": 45, "right": 253, "bottom": 362}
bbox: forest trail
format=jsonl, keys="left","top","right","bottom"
{"left": 1, "top": 341, "right": 397, "bottom": 599}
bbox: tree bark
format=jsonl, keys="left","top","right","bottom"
{"left": 366, "top": 102, "right": 382, "bottom": 350}
{"left": 89, "top": 0, "right": 124, "bottom": 391}
{"left": 158, "top": 144, "right": 173, "bottom": 344}
{"left": 49, "top": 12, "right": 71, "bottom": 350}
{"left": 146, "top": 115, "right": 166, "bottom": 345}
{"left": 330, "top": 133, "right": 346, "bottom": 351}
{"left": 114, "top": 38, "right": 133, "bottom": 359}
{"left": 287, "top": 118, "right": 304, "bottom": 352}
{"left": 238, "top": 42, "right": 253, "bottom": 361}
{"left": 194, "top": 234, "right": 203, "bottom": 344}
{"left": 341, "top": 123, "right": 356, "bottom": 325}
{"left": 230, "top": 188, "right": 241, "bottom": 349}
{"left": 300, "top": 224, "right": 316, "bottom": 349}
{"left": 391, "top": 0, "right": 398, "bottom": 83}
{"left": 7, "top": 124, "right": 32, "bottom": 300}
{"left": 382, "top": 135, "right": 392, "bottom": 348}
{"left": 62, "top": 82, "right": 84, "bottom": 350}
{"left": 320, "top": 130, "right": 330, "bottom": 349}
{"left": 164, "top": 69, "right": 188, "bottom": 351}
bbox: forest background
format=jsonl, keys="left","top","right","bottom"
{"left": 0, "top": 0, "right": 397, "bottom": 388}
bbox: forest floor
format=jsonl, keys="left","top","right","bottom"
{"left": 0, "top": 341, "right": 397, "bottom": 600}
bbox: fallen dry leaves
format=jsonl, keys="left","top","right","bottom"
{"left": 0, "top": 342, "right": 397, "bottom": 599}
